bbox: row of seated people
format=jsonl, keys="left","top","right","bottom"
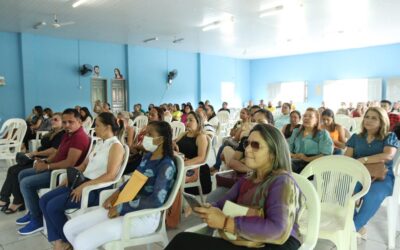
{"left": 1, "top": 100, "right": 399, "bottom": 249}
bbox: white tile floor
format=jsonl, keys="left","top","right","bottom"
{"left": 0, "top": 161, "right": 400, "bottom": 250}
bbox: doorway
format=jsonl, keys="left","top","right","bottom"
{"left": 111, "top": 79, "right": 127, "bottom": 113}
{"left": 91, "top": 78, "right": 108, "bottom": 111}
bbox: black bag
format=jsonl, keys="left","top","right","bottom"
{"left": 66, "top": 167, "right": 87, "bottom": 190}
{"left": 16, "top": 152, "right": 34, "bottom": 166}
{"left": 185, "top": 164, "right": 212, "bottom": 195}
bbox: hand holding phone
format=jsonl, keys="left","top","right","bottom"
{"left": 183, "top": 193, "right": 204, "bottom": 211}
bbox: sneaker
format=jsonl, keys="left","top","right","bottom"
{"left": 356, "top": 227, "right": 368, "bottom": 243}
{"left": 16, "top": 212, "right": 31, "bottom": 225}
{"left": 18, "top": 219, "right": 43, "bottom": 235}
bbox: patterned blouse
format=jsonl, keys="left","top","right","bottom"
{"left": 214, "top": 173, "right": 304, "bottom": 245}
{"left": 116, "top": 153, "right": 176, "bottom": 215}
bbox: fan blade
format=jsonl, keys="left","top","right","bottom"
{"left": 59, "top": 21, "right": 75, "bottom": 26}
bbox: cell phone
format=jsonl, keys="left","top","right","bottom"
{"left": 183, "top": 193, "right": 204, "bottom": 210}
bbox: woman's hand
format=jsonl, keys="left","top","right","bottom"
{"left": 108, "top": 206, "right": 119, "bottom": 218}
{"left": 194, "top": 205, "right": 226, "bottom": 229}
{"left": 103, "top": 191, "right": 120, "bottom": 209}
{"left": 70, "top": 184, "right": 86, "bottom": 203}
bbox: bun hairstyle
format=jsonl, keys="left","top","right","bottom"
{"left": 148, "top": 121, "right": 173, "bottom": 158}
{"left": 97, "top": 112, "right": 120, "bottom": 135}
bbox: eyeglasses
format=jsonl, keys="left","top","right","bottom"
{"left": 243, "top": 140, "right": 262, "bottom": 151}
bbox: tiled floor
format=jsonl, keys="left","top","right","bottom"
{"left": 1, "top": 161, "right": 400, "bottom": 250}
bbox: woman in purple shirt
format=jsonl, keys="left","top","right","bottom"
{"left": 166, "top": 124, "right": 304, "bottom": 250}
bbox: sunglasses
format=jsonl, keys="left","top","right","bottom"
{"left": 243, "top": 140, "right": 263, "bottom": 151}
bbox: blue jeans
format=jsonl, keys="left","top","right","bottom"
{"left": 354, "top": 172, "right": 394, "bottom": 230}
{"left": 18, "top": 168, "right": 51, "bottom": 221}
{"left": 39, "top": 186, "right": 103, "bottom": 242}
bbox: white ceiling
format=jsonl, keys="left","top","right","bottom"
{"left": 1, "top": 0, "right": 400, "bottom": 59}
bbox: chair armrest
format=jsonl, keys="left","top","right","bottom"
{"left": 99, "top": 188, "right": 119, "bottom": 205}
{"left": 49, "top": 169, "right": 66, "bottom": 189}
{"left": 185, "top": 163, "right": 204, "bottom": 172}
{"left": 81, "top": 181, "right": 119, "bottom": 209}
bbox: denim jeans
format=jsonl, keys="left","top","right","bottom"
{"left": 18, "top": 168, "right": 51, "bottom": 221}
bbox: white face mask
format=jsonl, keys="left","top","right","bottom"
{"left": 142, "top": 136, "right": 159, "bottom": 152}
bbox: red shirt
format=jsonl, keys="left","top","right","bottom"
{"left": 53, "top": 127, "right": 90, "bottom": 166}
{"left": 389, "top": 113, "right": 400, "bottom": 131}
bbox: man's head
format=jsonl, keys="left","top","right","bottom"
{"left": 62, "top": 108, "right": 82, "bottom": 134}
{"left": 380, "top": 100, "right": 392, "bottom": 112}
{"left": 102, "top": 102, "right": 111, "bottom": 112}
{"left": 94, "top": 65, "right": 100, "bottom": 75}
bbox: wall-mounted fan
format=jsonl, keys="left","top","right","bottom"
{"left": 167, "top": 70, "right": 178, "bottom": 85}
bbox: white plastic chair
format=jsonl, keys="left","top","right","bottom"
{"left": 292, "top": 173, "right": 321, "bottom": 250}
{"left": 353, "top": 117, "right": 363, "bottom": 134}
{"left": 101, "top": 155, "right": 185, "bottom": 250}
{"left": 170, "top": 121, "right": 185, "bottom": 140}
{"left": 383, "top": 148, "right": 400, "bottom": 249}
{"left": 0, "top": 118, "right": 27, "bottom": 166}
{"left": 335, "top": 114, "right": 357, "bottom": 133}
{"left": 300, "top": 155, "right": 371, "bottom": 250}
{"left": 164, "top": 115, "right": 172, "bottom": 123}
{"left": 182, "top": 136, "right": 212, "bottom": 202}
{"left": 29, "top": 131, "right": 49, "bottom": 152}
{"left": 132, "top": 115, "right": 148, "bottom": 130}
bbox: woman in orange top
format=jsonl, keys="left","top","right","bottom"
{"left": 321, "top": 109, "right": 346, "bottom": 154}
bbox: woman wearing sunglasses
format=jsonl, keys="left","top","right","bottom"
{"left": 0, "top": 113, "right": 65, "bottom": 214}
{"left": 166, "top": 124, "right": 304, "bottom": 250}
{"left": 288, "top": 107, "right": 333, "bottom": 173}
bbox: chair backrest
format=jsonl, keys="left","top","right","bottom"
{"left": 35, "top": 131, "right": 49, "bottom": 140}
{"left": 132, "top": 115, "right": 148, "bottom": 130}
{"left": 217, "top": 111, "right": 230, "bottom": 124}
{"left": 114, "top": 144, "right": 130, "bottom": 183}
{"left": 301, "top": 155, "right": 371, "bottom": 215}
{"left": 335, "top": 114, "right": 356, "bottom": 132}
{"left": 170, "top": 121, "right": 185, "bottom": 140}
{"left": 161, "top": 155, "right": 185, "bottom": 211}
{"left": 292, "top": 173, "right": 320, "bottom": 250}
{"left": 0, "top": 118, "right": 27, "bottom": 142}
{"left": 353, "top": 117, "right": 363, "bottom": 133}
{"left": 164, "top": 115, "right": 172, "bottom": 123}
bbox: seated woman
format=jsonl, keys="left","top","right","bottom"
{"left": 172, "top": 103, "right": 183, "bottom": 121}
{"left": 282, "top": 110, "right": 301, "bottom": 140}
{"left": 321, "top": 109, "right": 346, "bottom": 155}
{"left": 166, "top": 124, "right": 304, "bottom": 250}
{"left": 80, "top": 107, "right": 93, "bottom": 133}
{"left": 175, "top": 111, "right": 208, "bottom": 183}
{"left": 345, "top": 107, "right": 399, "bottom": 237}
{"left": 23, "top": 106, "right": 46, "bottom": 149}
{"left": 274, "top": 102, "right": 291, "bottom": 130}
{"left": 124, "top": 106, "right": 164, "bottom": 174}
{"left": 181, "top": 104, "right": 193, "bottom": 124}
{"left": 39, "top": 112, "right": 125, "bottom": 250}
{"left": 206, "top": 105, "right": 219, "bottom": 130}
{"left": 289, "top": 107, "right": 333, "bottom": 173}
{"left": 63, "top": 121, "right": 176, "bottom": 250}
{"left": 0, "top": 113, "right": 65, "bottom": 214}
{"left": 117, "top": 111, "right": 135, "bottom": 148}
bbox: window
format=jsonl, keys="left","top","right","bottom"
{"left": 386, "top": 78, "right": 400, "bottom": 102}
{"left": 323, "top": 78, "right": 382, "bottom": 112}
{"left": 267, "top": 81, "right": 307, "bottom": 104}
{"left": 221, "top": 82, "right": 240, "bottom": 108}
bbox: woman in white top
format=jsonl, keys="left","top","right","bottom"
{"left": 80, "top": 107, "right": 93, "bottom": 133}
{"left": 39, "top": 112, "right": 124, "bottom": 250}
{"left": 117, "top": 111, "right": 135, "bottom": 148}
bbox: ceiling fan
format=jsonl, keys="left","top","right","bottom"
{"left": 33, "top": 14, "right": 75, "bottom": 29}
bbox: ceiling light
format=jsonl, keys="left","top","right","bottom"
{"left": 33, "top": 21, "right": 46, "bottom": 29}
{"left": 202, "top": 16, "right": 234, "bottom": 32}
{"left": 172, "top": 38, "right": 184, "bottom": 44}
{"left": 72, "top": 0, "right": 89, "bottom": 8}
{"left": 259, "top": 5, "right": 284, "bottom": 18}
{"left": 143, "top": 37, "right": 158, "bottom": 43}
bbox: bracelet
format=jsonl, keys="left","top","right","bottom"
{"left": 223, "top": 216, "right": 229, "bottom": 231}
{"left": 47, "top": 164, "right": 50, "bottom": 170}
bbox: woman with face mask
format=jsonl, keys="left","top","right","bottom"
{"left": 63, "top": 121, "right": 177, "bottom": 250}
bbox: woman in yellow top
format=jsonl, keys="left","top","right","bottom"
{"left": 172, "top": 104, "right": 183, "bottom": 121}
{"left": 321, "top": 109, "right": 346, "bottom": 154}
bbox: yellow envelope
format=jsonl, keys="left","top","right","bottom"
{"left": 113, "top": 170, "right": 148, "bottom": 207}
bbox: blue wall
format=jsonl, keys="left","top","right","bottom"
{"left": 0, "top": 32, "right": 24, "bottom": 123}
{"left": 250, "top": 44, "right": 400, "bottom": 111}
{"left": 0, "top": 31, "right": 249, "bottom": 124}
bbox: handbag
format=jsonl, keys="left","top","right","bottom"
{"left": 364, "top": 162, "right": 388, "bottom": 181}
{"left": 215, "top": 171, "right": 245, "bottom": 189}
{"left": 66, "top": 167, "right": 87, "bottom": 190}
{"left": 16, "top": 152, "right": 34, "bottom": 166}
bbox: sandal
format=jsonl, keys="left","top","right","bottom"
{"left": 3, "top": 204, "right": 25, "bottom": 214}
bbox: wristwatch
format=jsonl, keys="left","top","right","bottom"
{"left": 363, "top": 157, "right": 368, "bottom": 163}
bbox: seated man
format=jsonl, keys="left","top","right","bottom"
{"left": 381, "top": 100, "right": 400, "bottom": 131}
{"left": 16, "top": 108, "right": 90, "bottom": 235}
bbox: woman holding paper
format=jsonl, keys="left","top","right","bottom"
{"left": 63, "top": 121, "right": 176, "bottom": 250}
{"left": 39, "top": 112, "right": 124, "bottom": 250}
{"left": 166, "top": 124, "right": 304, "bottom": 250}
